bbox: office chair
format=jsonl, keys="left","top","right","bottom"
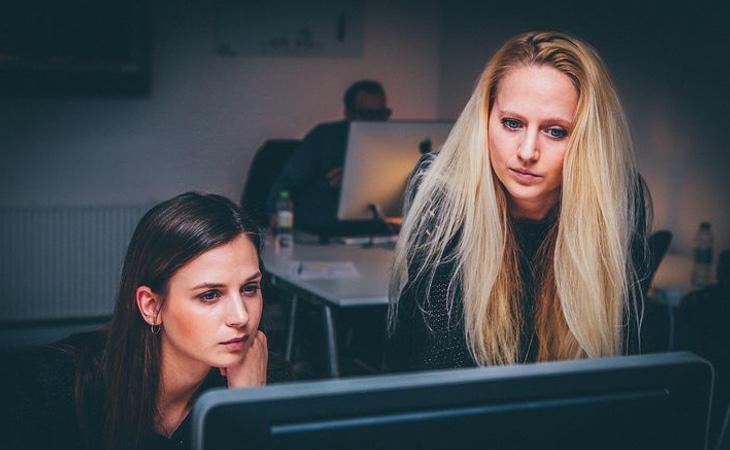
{"left": 717, "top": 403, "right": 730, "bottom": 450}
{"left": 638, "top": 230, "right": 673, "bottom": 353}
{"left": 676, "top": 250, "right": 730, "bottom": 450}
{"left": 641, "top": 229, "right": 673, "bottom": 296}
{"left": 240, "top": 139, "right": 300, "bottom": 228}
{"left": 710, "top": 406, "right": 730, "bottom": 450}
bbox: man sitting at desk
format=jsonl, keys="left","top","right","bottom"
{"left": 266, "top": 80, "right": 392, "bottom": 230}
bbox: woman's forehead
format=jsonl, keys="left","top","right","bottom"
{"left": 493, "top": 65, "right": 578, "bottom": 122}
{"left": 170, "top": 235, "right": 260, "bottom": 287}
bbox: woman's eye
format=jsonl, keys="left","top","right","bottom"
{"left": 242, "top": 283, "right": 261, "bottom": 296}
{"left": 546, "top": 127, "right": 568, "bottom": 139}
{"left": 199, "top": 290, "right": 221, "bottom": 302}
{"left": 502, "top": 118, "right": 522, "bottom": 130}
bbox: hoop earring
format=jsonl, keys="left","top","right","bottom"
{"left": 151, "top": 324, "right": 161, "bottom": 334}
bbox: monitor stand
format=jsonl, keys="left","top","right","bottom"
{"left": 296, "top": 219, "right": 396, "bottom": 245}
{"left": 295, "top": 205, "right": 400, "bottom": 246}
{"left": 368, "top": 203, "right": 399, "bottom": 233}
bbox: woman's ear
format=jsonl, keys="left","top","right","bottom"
{"left": 136, "top": 285, "right": 162, "bottom": 326}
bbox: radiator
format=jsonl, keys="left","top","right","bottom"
{"left": 0, "top": 205, "right": 151, "bottom": 322}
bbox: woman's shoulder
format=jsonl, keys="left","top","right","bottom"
{"left": 403, "top": 151, "right": 438, "bottom": 217}
{"left": 9, "top": 330, "right": 105, "bottom": 392}
{"left": 3, "top": 330, "right": 106, "bottom": 449}
{"left": 411, "top": 152, "right": 437, "bottom": 180}
{"left": 5, "top": 343, "right": 76, "bottom": 409}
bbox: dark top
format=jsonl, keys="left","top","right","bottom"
{"left": 265, "top": 120, "right": 350, "bottom": 229}
{"left": 2, "top": 330, "right": 293, "bottom": 450}
{"left": 385, "top": 153, "right": 648, "bottom": 372}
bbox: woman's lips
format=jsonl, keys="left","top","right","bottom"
{"left": 510, "top": 168, "right": 541, "bottom": 184}
{"left": 221, "top": 335, "right": 248, "bottom": 351}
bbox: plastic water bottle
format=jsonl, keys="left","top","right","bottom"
{"left": 275, "top": 191, "right": 294, "bottom": 256}
{"left": 690, "top": 222, "right": 713, "bottom": 289}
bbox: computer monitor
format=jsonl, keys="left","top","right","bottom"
{"left": 192, "top": 352, "right": 712, "bottom": 450}
{"left": 337, "top": 120, "right": 453, "bottom": 221}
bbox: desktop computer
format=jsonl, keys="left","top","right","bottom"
{"left": 192, "top": 352, "right": 712, "bottom": 450}
{"left": 337, "top": 120, "right": 453, "bottom": 222}
{"left": 297, "top": 121, "right": 452, "bottom": 243}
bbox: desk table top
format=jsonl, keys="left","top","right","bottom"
{"left": 262, "top": 241, "right": 394, "bottom": 307}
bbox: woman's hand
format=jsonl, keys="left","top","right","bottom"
{"left": 220, "top": 330, "right": 268, "bottom": 388}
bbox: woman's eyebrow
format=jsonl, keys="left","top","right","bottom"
{"left": 244, "top": 271, "right": 262, "bottom": 282}
{"left": 497, "top": 110, "right": 526, "bottom": 121}
{"left": 190, "top": 282, "right": 225, "bottom": 291}
{"left": 189, "top": 272, "right": 262, "bottom": 291}
{"left": 541, "top": 116, "right": 573, "bottom": 127}
{"left": 499, "top": 110, "right": 572, "bottom": 127}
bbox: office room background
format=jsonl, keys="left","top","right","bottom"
{"left": 1, "top": 0, "right": 728, "bottom": 325}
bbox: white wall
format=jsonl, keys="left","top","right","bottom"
{"left": 0, "top": 0, "right": 441, "bottom": 207}
{"left": 436, "top": 1, "right": 730, "bottom": 259}
{"left": 2, "top": 0, "right": 727, "bottom": 262}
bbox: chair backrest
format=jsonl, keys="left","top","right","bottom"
{"left": 240, "top": 139, "right": 300, "bottom": 227}
{"left": 677, "top": 284, "right": 730, "bottom": 449}
{"left": 718, "top": 404, "right": 730, "bottom": 450}
{"left": 641, "top": 229, "right": 673, "bottom": 296}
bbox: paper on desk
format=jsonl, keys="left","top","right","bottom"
{"left": 287, "top": 261, "right": 360, "bottom": 280}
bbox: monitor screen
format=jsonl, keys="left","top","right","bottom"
{"left": 337, "top": 121, "right": 453, "bottom": 221}
{"left": 192, "top": 352, "right": 712, "bottom": 450}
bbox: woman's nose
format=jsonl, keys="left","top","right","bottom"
{"left": 517, "top": 129, "right": 539, "bottom": 162}
{"left": 226, "top": 294, "right": 249, "bottom": 328}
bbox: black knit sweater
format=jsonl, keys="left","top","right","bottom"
{"left": 2, "top": 330, "right": 293, "bottom": 450}
{"left": 385, "top": 219, "right": 558, "bottom": 371}
{"left": 384, "top": 153, "right": 648, "bottom": 372}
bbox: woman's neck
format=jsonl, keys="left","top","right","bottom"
{"left": 156, "top": 341, "right": 210, "bottom": 437}
{"left": 508, "top": 194, "right": 559, "bottom": 222}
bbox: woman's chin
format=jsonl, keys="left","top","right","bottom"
{"left": 209, "top": 353, "right": 245, "bottom": 370}
{"left": 504, "top": 184, "right": 544, "bottom": 202}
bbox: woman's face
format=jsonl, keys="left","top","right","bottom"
{"left": 488, "top": 64, "right": 578, "bottom": 220}
{"left": 158, "top": 234, "right": 263, "bottom": 372}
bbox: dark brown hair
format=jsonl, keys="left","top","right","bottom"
{"left": 77, "top": 192, "right": 261, "bottom": 450}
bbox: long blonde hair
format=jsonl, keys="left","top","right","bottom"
{"left": 389, "top": 31, "right": 649, "bottom": 366}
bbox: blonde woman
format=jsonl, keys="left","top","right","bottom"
{"left": 386, "top": 31, "right": 651, "bottom": 371}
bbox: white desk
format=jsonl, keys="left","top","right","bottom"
{"left": 261, "top": 241, "right": 394, "bottom": 377}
